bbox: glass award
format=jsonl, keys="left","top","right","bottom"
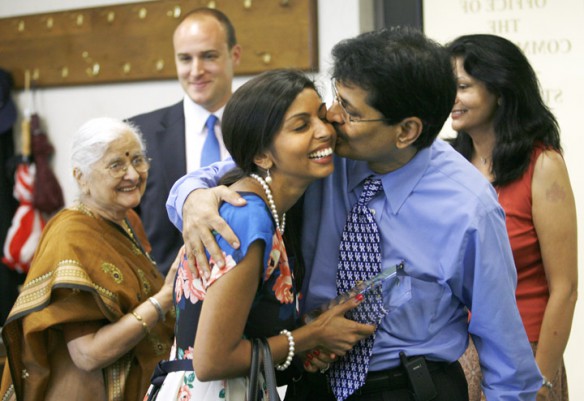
{"left": 303, "top": 261, "right": 405, "bottom": 323}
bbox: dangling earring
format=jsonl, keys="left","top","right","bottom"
{"left": 265, "top": 169, "right": 273, "bottom": 185}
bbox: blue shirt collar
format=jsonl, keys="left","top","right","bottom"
{"left": 346, "top": 144, "right": 432, "bottom": 214}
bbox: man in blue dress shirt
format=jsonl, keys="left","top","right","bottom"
{"left": 166, "top": 28, "right": 542, "bottom": 400}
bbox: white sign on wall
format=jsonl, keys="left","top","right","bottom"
{"left": 424, "top": 0, "right": 583, "bottom": 140}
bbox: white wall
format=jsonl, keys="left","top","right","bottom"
{"left": 424, "top": 1, "right": 583, "bottom": 398}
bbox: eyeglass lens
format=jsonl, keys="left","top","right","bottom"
{"left": 108, "top": 156, "right": 150, "bottom": 178}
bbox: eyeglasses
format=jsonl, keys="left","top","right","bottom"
{"left": 331, "top": 80, "right": 393, "bottom": 124}
{"left": 106, "top": 155, "right": 151, "bottom": 178}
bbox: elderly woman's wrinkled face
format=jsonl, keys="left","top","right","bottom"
{"left": 84, "top": 131, "right": 147, "bottom": 219}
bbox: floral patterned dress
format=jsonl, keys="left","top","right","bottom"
{"left": 144, "top": 193, "right": 298, "bottom": 401}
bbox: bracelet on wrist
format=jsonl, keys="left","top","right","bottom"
{"left": 148, "top": 296, "right": 166, "bottom": 322}
{"left": 542, "top": 375, "right": 553, "bottom": 390}
{"left": 275, "top": 329, "right": 295, "bottom": 371}
{"left": 131, "top": 311, "right": 150, "bottom": 335}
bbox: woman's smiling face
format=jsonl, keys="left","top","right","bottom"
{"left": 450, "top": 57, "right": 499, "bottom": 136}
{"left": 79, "top": 131, "right": 148, "bottom": 221}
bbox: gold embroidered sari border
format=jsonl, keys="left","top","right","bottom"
{"left": 7, "top": 259, "right": 120, "bottom": 323}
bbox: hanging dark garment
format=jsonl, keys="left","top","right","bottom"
{"left": 30, "top": 114, "right": 64, "bottom": 214}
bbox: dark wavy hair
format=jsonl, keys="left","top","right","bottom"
{"left": 331, "top": 27, "right": 456, "bottom": 150}
{"left": 446, "top": 34, "right": 561, "bottom": 186}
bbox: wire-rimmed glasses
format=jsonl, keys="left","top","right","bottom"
{"left": 330, "top": 79, "right": 392, "bottom": 124}
{"left": 106, "top": 155, "right": 151, "bottom": 178}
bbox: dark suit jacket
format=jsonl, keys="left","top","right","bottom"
{"left": 128, "top": 101, "right": 186, "bottom": 275}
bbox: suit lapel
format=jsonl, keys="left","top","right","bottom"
{"left": 154, "top": 102, "right": 187, "bottom": 191}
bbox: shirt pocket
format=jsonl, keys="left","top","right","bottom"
{"left": 384, "top": 276, "right": 448, "bottom": 342}
{"left": 383, "top": 274, "right": 412, "bottom": 312}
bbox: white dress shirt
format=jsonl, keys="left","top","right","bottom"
{"left": 183, "top": 95, "right": 227, "bottom": 172}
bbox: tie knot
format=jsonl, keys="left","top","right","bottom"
{"left": 206, "top": 114, "right": 218, "bottom": 129}
{"left": 358, "top": 177, "right": 382, "bottom": 205}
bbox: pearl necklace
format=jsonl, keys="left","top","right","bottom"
{"left": 250, "top": 173, "right": 286, "bottom": 234}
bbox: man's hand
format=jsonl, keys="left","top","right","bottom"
{"left": 182, "top": 186, "right": 246, "bottom": 278}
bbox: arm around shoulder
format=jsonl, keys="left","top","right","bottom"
{"left": 166, "top": 160, "right": 235, "bottom": 231}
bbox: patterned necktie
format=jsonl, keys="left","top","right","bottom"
{"left": 328, "top": 177, "right": 387, "bottom": 401}
{"left": 200, "top": 114, "right": 220, "bottom": 167}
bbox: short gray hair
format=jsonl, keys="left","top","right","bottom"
{"left": 71, "top": 117, "right": 146, "bottom": 177}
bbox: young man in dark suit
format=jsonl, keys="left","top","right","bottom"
{"left": 128, "top": 8, "right": 241, "bottom": 275}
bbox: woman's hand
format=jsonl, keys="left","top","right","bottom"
{"left": 300, "top": 295, "right": 376, "bottom": 372}
{"left": 307, "top": 295, "right": 376, "bottom": 358}
{"left": 64, "top": 250, "right": 184, "bottom": 372}
{"left": 303, "top": 348, "right": 337, "bottom": 373}
{"left": 154, "top": 247, "right": 182, "bottom": 311}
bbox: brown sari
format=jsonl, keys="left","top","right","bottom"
{"left": 0, "top": 208, "right": 175, "bottom": 401}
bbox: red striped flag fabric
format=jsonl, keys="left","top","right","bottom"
{"left": 2, "top": 163, "right": 46, "bottom": 273}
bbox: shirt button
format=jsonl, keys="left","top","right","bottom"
{"left": 370, "top": 208, "right": 376, "bottom": 215}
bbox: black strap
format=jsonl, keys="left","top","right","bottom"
{"left": 260, "top": 338, "right": 281, "bottom": 401}
{"left": 248, "top": 339, "right": 261, "bottom": 401}
{"left": 247, "top": 338, "right": 281, "bottom": 401}
{"left": 146, "top": 359, "right": 193, "bottom": 401}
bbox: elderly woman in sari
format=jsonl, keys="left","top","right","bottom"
{"left": 0, "top": 117, "right": 176, "bottom": 401}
